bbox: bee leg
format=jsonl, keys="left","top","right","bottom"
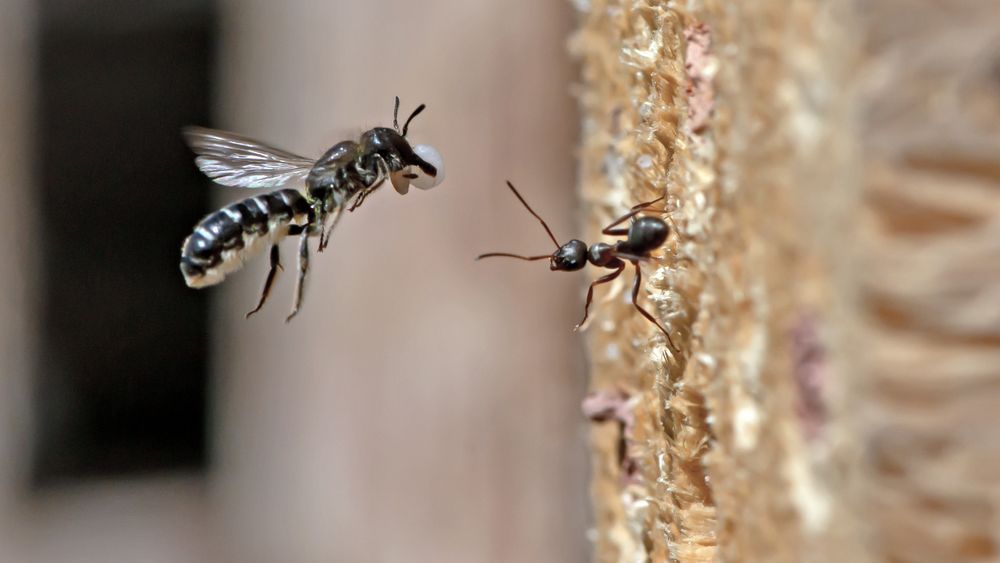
{"left": 318, "top": 204, "right": 345, "bottom": 252}
{"left": 348, "top": 189, "right": 369, "bottom": 212}
{"left": 348, "top": 175, "right": 386, "bottom": 213}
{"left": 629, "top": 262, "right": 677, "bottom": 352}
{"left": 285, "top": 232, "right": 310, "bottom": 323}
{"left": 315, "top": 209, "right": 328, "bottom": 249}
{"left": 349, "top": 159, "right": 389, "bottom": 213}
{"left": 575, "top": 263, "right": 625, "bottom": 331}
{"left": 245, "top": 244, "right": 282, "bottom": 318}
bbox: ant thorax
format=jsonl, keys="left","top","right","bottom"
{"left": 588, "top": 242, "right": 617, "bottom": 267}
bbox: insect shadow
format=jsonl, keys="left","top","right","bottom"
{"left": 477, "top": 182, "right": 677, "bottom": 351}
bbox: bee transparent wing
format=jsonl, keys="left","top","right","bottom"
{"left": 183, "top": 126, "right": 315, "bottom": 189}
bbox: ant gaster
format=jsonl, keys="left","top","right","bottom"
{"left": 477, "top": 182, "right": 677, "bottom": 351}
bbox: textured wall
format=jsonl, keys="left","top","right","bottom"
{"left": 858, "top": 1, "right": 1000, "bottom": 560}
{"left": 575, "top": 1, "right": 1000, "bottom": 561}
{"left": 573, "top": 2, "right": 864, "bottom": 561}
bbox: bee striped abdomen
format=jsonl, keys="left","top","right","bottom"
{"left": 181, "top": 188, "right": 313, "bottom": 288}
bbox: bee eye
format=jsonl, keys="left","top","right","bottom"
{"left": 411, "top": 144, "right": 444, "bottom": 190}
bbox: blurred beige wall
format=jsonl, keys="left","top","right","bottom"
{"left": 0, "top": 1, "right": 587, "bottom": 562}
{"left": 0, "top": 0, "right": 33, "bottom": 558}
{"left": 210, "top": 1, "right": 587, "bottom": 562}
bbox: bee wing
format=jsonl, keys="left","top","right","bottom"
{"left": 183, "top": 126, "right": 315, "bottom": 189}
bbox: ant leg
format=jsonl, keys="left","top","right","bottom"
{"left": 630, "top": 262, "right": 678, "bottom": 351}
{"left": 245, "top": 244, "right": 282, "bottom": 318}
{"left": 602, "top": 196, "right": 666, "bottom": 236}
{"left": 575, "top": 263, "right": 625, "bottom": 331}
{"left": 629, "top": 196, "right": 666, "bottom": 212}
{"left": 285, "top": 232, "right": 310, "bottom": 323}
{"left": 615, "top": 251, "right": 652, "bottom": 263}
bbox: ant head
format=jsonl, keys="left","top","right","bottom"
{"left": 551, "top": 240, "right": 587, "bottom": 271}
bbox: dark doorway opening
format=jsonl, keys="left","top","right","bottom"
{"left": 32, "top": 1, "right": 217, "bottom": 485}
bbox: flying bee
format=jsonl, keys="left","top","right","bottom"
{"left": 180, "top": 97, "right": 445, "bottom": 321}
{"left": 477, "top": 182, "right": 676, "bottom": 351}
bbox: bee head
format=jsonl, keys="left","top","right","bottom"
{"left": 391, "top": 144, "right": 444, "bottom": 194}
{"left": 388, "top": 98, "right": 444, "bottom": 194}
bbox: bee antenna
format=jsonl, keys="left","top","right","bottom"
{"left": 504, "top": 181, "right": 560, "bottom": 249}
{"left": 401, "top": 104, "right": 426, "bottom": 137}
{"left": 393, "top": 96, "right": 401, "bottom": 132}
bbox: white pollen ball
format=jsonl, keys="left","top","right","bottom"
{"left": 411, "top": 144, "right": 444, "bottom": 190}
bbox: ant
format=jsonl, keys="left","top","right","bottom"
{"left": 477, "top": 181, "right": 677, "bottom": 351}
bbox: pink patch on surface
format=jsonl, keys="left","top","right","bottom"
{"left": 790, "top": 314, "right": 828, "bottom": 441}
{"left": 583, "top": 390, "right": 642, "bottom": 483}
{"left": 582, "top": 389, "right": 634, "bottom": 430}
{"left": 684, "top": 22, "right": 715, "bottom": 133}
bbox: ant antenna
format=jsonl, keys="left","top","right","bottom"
{"left": 401, "top": 103, "right": 426, "bottom": 137}
{"left": 475, "top": 252, "right": 550, "bottom": 261}
{"left": 393, "top": 96, "right": 401, "bottom": 132}
{"left": 504, "top": 181, "right": 560, "bottom": 249}
{"left": 475, "top": 182, "right": 562, "bottom": 262}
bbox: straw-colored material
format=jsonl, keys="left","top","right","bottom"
{"left": 573, "top": 2, "right": 865, "bottom": 560}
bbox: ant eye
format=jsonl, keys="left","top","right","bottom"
{"left": 410, "top": 144, "right": 444, "bottom": 190}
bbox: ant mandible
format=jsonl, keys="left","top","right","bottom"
{"left": 477, "top": 181, "right": 677, "bottom": 351}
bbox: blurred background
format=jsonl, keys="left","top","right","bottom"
{"left": 0, "top": 0, "right": 589, "bottom": 561}
{"left": 5, "top": 1, "right": 999, "bottom": 562}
